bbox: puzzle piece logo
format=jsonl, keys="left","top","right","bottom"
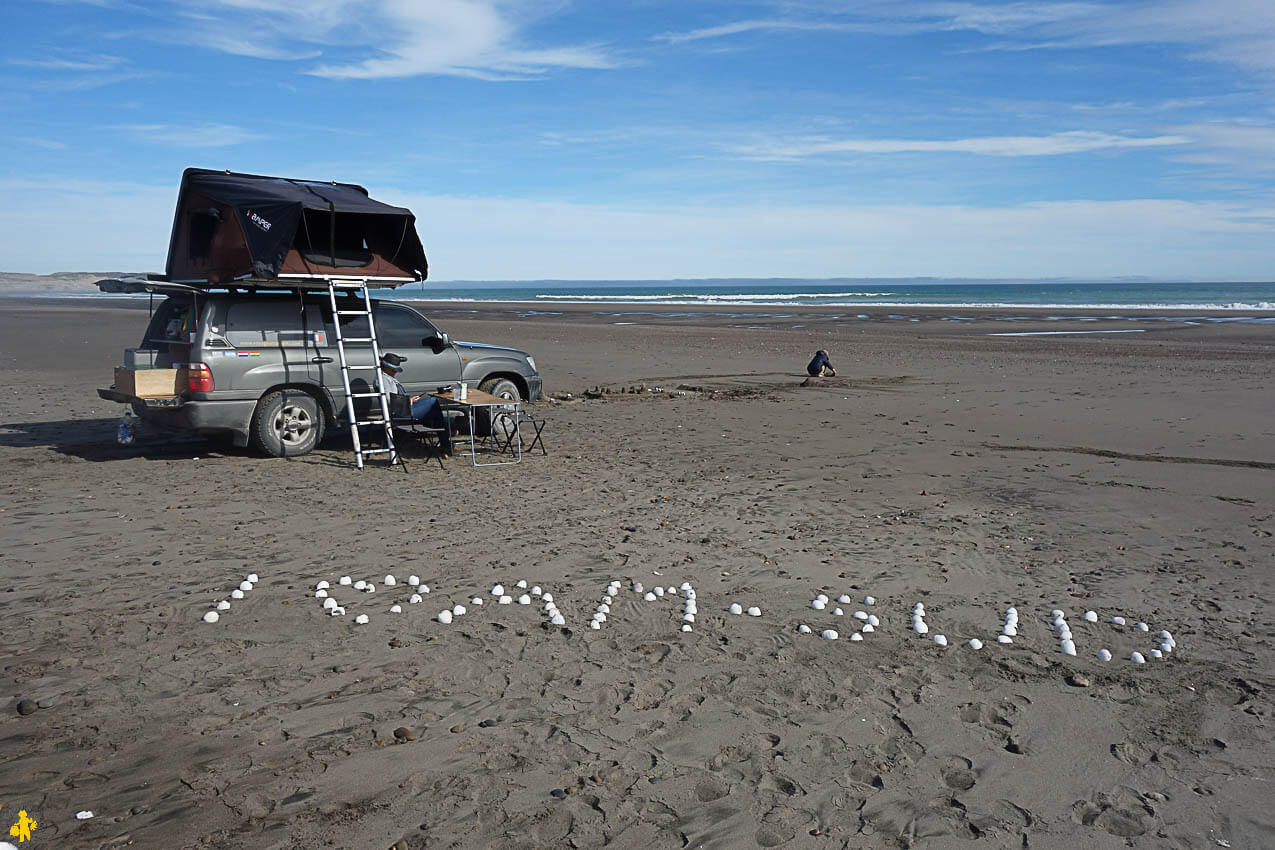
{"left": 8, "top": 809, "right": 37, "bottom": 842}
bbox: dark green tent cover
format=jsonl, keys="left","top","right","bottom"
{"left": 164, "top": 168, "right": 428, "bottom": 285}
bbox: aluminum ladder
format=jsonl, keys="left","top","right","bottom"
{"left": 325, "top": 278, "right": 400, "bottom": 470}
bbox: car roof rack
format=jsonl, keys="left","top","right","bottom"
{"left": 95, "top": 273, "right": 416, "bottom": 296}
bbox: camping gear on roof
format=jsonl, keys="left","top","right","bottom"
{"left": 164, "top": 168, "right": 428, "bottom": 285}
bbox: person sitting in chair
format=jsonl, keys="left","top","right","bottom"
{"left": 379, "top": 352, "right": 452, "bottom": 455}
{"left": 806, "top": 349, "right": 836, "bottom": 377}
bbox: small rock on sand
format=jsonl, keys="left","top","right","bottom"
{"left": 16, "top": 698, "right": 38, "bottom": 716}
{"left": 1067, "top": 673, "right": 1092, "bottom": 688}
{"left": 393, "top": 726, "right": 417, "bottom": 742}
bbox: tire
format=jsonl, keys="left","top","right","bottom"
{"left": 477, "top": 377, "right": 521, "bottom": 438}
{"left": 251, "top": 390, "right": 324, "bottom": 457}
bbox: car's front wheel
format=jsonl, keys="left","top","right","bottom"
{"left": 251, "top": 390, "right": 324, "bottom": 457}
{"left": 477, "top": 377, "right": 521, "bottom": 438}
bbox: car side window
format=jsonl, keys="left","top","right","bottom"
{"left": 319, "top": 299, "right": 370, "bottom": 342}
{"left": 376, "top": 304, "right": 436, "bottom": 349}
{"left": 225, "top": 301, "right": 325, "bottom": 346}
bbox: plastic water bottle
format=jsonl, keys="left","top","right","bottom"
{"left": 116, "top": 410, "right": 136, "bottom": 445}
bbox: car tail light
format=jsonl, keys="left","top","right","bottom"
{"left": 188, "top": 362, "right": 213, "bottom": 393}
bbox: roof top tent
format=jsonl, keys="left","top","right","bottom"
{"left": 163, "top": 167, "right": 428, "bottom": 288}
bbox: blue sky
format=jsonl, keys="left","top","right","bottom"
{"left": 2, "top": 0, "right": 1274, "bottom": 279}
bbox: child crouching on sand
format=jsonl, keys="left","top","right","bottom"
{"left": 806, "top": 349, "right": 836, "bottom": 377}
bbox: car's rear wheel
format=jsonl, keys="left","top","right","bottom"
{"left": 477, "top": 377, "right": 521, "bottom": 438}
{"left": 251, "top": 390, "right": 324, "bottom": 457}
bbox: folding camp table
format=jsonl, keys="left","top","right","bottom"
{"left": 430, "top": 389, "right": 522, "bottom": 467}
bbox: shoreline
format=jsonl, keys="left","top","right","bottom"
{"left": 2, "top": 292, "right": 1274, "bottom": 320}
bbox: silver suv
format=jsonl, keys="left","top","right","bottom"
{"left": 98, "top": 287, "right": 541, "bottom": 456}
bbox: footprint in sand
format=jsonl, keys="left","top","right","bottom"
{"left": 755, "top": 805, "right": 813, "bottom": 847}
{"left": 844, "top": 759, "right": 886, "bottom": 790}
{"left": 694, "top": 778, "right": 730, "bottom": 802}
{"left": 759, "top": 773, "right": 804, "bottom": 798}
{"left": 1071, "top": 792, "right": 1156, "bottom": 838}
{"left": 990, "top": 799, "right": 1034, "bottom": 830}
{"left": 957, "top": 701, "right": 1014, "bottom": 734}
{"left": 957, "top": 699, "right": 1036, "bottom": 755}
{"left": 754, "top": 824, "right": 791, "bottom": 847}
{"left": 941, "top": 756, "right": 977, "bottom": 791}
{"left": 1110, "top": 740, "right": 1156, "bottom": 767}
{"left": 928, "top": 796, "right": 981, "bottom": 840}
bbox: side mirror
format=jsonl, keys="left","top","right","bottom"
{"left": 424, "top": 333, "right": 451, "bottom": 352}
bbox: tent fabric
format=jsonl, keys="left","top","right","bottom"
{"left": 164, "top": 168, "right": 428, "bottom": 285}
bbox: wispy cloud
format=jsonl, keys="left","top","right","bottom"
{"left": 659, "top": 1, "right": 1275, "bottom": 74}
{"left": 8, "top": 53, "right": 124, "bottom": 71}
{"left": 1070, "top": 97, "right": 1213, "bottom": 113}
{"left": 109, "top": 122, "right": 269, "bottom": 147}
{"left": 6, "top": 50, "right": 148, "bottom": 90}
{"left": 654, "top": 3, "right": 1098, "bottom": 44}
{"left": 13, "top": 137, "right": 70, "bottom": 150}
{"left": 32, "top": 71, "right": 154, "bottom": 91}
{"left": 1167, "top": 122, "right": 1275, "bottom": 172}
{"left": 123, "top": 0, "right": 621, "bottom": 80}
{"left": 1038, "top": 0, "right": 1275, "bottom": 74}
{"left": 538, "top": 129, "right": 638, "bottom": 146}
{"left": 654, "top": 19, "right": 875, "bottom": 44}
{"left": 731, "top": 130, "right": 1190, "bottom": 161}
{"left": 196, "top": 32, "right": 322, "bottom": 62}
{"left": 304, "top": 2, "right": 617, "bottom": 80}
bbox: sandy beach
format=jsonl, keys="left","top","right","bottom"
{"left": 1, "top": 297, "right": 1272, "bottom": 849}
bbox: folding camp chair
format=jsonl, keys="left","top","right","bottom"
{"left": 388, "top": 393, "right": 447, "bottom": 469}
{"left": 494, "top": 410, "right": 548, "bottom": 457}
{"left": 392, "top": 421, "right": 449, "bottom": 468}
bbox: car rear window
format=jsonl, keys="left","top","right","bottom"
{"left": 143, "top": 296, "right": 196, "bottom": 345}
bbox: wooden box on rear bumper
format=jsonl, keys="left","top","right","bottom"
{"left": 114, "top": 366, "right": 186, "bottom": 398}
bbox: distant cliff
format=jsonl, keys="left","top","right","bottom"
{"left": 0, "top": 272, "right": 145, "bottom": 294}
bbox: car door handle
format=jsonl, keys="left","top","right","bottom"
{"left": 311, "top": 356, "right": 334, "bottom": 364}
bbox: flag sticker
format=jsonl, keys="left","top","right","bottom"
{"left": 236, "top": 351, "right": 261, "bottom": 357}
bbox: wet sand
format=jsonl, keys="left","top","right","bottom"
{"left": 1, "top": 297, "right": 1272, "bottom": 849}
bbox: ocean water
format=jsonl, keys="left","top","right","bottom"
{"left": 11, "top": 278, "right": 1275, "bottom": 316}
{"left": 404, "top": 279, "right": 1275, "bottom": 311}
